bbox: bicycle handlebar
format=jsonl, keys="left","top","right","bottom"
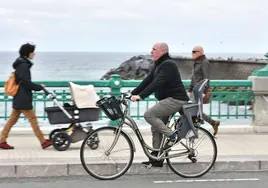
{"left": 42, "top": 89, "right": 135, "bottom": 103}
{"left": 122, "top": 92, "right": 132, "bottom": 100}
{"left": 119, "top": 92, "right": 141, "bottom": 104}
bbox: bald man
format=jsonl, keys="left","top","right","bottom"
{"left": 131, "top": 42, "right": 189, "bottom": 167}
{"left": 188, "top": 45, "right": 220, "bottom": 135}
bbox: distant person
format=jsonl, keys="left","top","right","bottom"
{"left": 0, "top": 43, "right": 53, "bottom": 149}
{"left": 188, "top": 45, "right": 220, "bottom": 136}
{"left": 130, "top": 42, "right": 189, "bottom": 167}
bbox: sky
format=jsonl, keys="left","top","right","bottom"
{"left": 0, "top": 0, "right": 267, "bottom": 53}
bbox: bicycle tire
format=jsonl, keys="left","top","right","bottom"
{"left": 80, "top": 126, "right": 134, "bottom": 180}
{"left": 167, "top": 126, "right": 217, "bottom": 178}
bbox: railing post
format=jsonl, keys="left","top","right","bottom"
{"left": 109, "top": 74, "right": 122, "bottom": 126}
{"left": 248, "top": 52, "right": 268, "bottom": 131}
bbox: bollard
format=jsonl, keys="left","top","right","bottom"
{"left": 248, "top": 53, "right": 268, "bottom": 130}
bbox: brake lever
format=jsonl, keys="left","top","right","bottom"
{"left": 123, "top": 93, "right": 132, "bottom": 100}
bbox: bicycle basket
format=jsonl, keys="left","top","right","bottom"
{"left": 96, "top": 96, "right": 123, "bottom": 120}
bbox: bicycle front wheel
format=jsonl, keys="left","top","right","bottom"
{"left": 80, "top": 126, "right": 134, "bottom": 180}
{"left": 167, "top": 126, "right": 217, "bottom": 178}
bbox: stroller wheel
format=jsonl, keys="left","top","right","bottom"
{"left": 49, "top": 129, "right": 62, "bottom": 141}
{"left": 86, "top": 134, "right": 99, "bottom": 150}
{"left": 52, "top": 132, "right": 71, "bottom": 151}
{"left": 49, "top": 128, "right": 68, "bottom": 141}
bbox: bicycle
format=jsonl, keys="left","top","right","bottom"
{"left": 80, "top": 79, "right": 217, "bottom": 180}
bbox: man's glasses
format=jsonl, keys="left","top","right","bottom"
{"left": 192, "top": 51, "right": 200, "bottom": 53}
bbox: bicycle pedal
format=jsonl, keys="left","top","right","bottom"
{"left": 145, "top": 163, "right": 152, "bottom": 169}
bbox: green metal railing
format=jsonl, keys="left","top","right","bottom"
{"left": 0, "top": 75, "right": 254, "bottom": 121}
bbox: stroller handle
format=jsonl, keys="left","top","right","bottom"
{"left": 42, "top": 87, "right": 50, "bottom": 96}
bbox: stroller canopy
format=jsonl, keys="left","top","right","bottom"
{"left": 69, "top": 82, "right": 100, "bottom": 109}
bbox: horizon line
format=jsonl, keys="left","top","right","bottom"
{"left": 0, "top": 50, "right": 265, "bottom": 54}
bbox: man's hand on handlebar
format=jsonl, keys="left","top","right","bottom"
{"left": 130, "top": 95, "right": 141, "bottom": 102}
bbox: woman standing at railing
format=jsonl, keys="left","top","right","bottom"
{"left": 0, "top": 43, "right": 52, "bottom": 149}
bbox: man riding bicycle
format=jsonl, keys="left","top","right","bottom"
{"left": 130, "top": 42, "right": 189, "bottom": 167}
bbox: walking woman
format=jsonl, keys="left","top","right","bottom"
{"left": 0, "top": 43, "right": 52, "bottom": 149}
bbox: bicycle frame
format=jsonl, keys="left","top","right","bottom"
{"left": 81, "top": 79, "right": 216, "bottom": 179}
{"left": 106, "top": 95, "right": 193, "bottom": 162}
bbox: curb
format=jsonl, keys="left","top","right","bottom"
{"left": 1, "top": 159, "right": 268, "bottom": 178}
{"left": 6, "top": 125, "right": 268, "bottom": 136}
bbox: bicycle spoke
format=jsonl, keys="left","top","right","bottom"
{"left": 167, "top": 126, "right": 217, "bottom": 178}
{"left": 192, "top": 134, "right": 206, "bottom": 150}
{"left": 80, "top": 126, "right": 134, "bottom": 180}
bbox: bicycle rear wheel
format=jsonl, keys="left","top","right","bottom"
{"left": 80, "top": 126, "right": 134, "bottom": 180}
{"left": 167, "top": 126, "right": 217, "bottom": 178}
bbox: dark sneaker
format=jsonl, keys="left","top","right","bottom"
{"left": 163, "top": 132, "right": 179, "bottom": 150}
{"left": 141, "top": 160, "right": 151, "bottom": 165}
{"left": 42, "top": 139, "right": 53, "bottom": 149}
{"left": 0, "top": 142, "right": 14, "bottom": 149}
{"left": 212, "top": 121, "right": 220, "bottom": 136}
{"left": 142, "top": 151, "right": 164, "bottom": 167}
{"left": 142, "top": 160, "right": 164, "bottom": 167}
{"left": 150, "top": 160, "right": 164, "bottom": 167}
{"left": 163, "top": 139, "right": 177, "bottom": 150}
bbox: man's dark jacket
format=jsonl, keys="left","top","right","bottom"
{"left": 131, "top": 53, "right": 189, "bottom": 101}
{"left": 188, "top": 55, "right": 211, "bottom": 93}
{"left": 13, "top": 57, "right": 43, "bottom": 110}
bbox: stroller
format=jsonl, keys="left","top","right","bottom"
{"left": 43, "top": 82, "right": 100, "bottom": 151}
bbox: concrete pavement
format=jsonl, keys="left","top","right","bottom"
{"left": 0, "top": 124, "right": 268, "bottom": 178}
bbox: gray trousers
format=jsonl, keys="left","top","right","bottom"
{"left": 144, "top": 97, "right": 187, "bottom": 149}
{"left": 203, "top": 113, "right": 215, "bottom": 125}
{"left": 190, "top": 93, "right": 215, "bottom": 125}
